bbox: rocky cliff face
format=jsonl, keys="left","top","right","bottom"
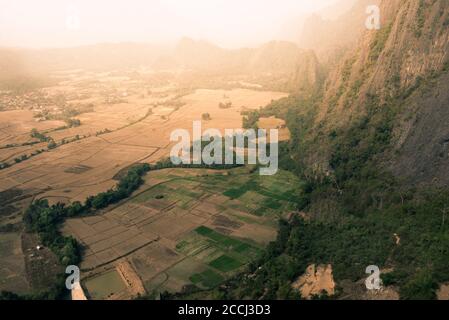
{"left": 319, "top": 0, "right": 448, "bottom": 121}
{"left": 392, "top": 70, "right": 449, "bottom": 186}
{"left": 302, "top": 0, "right": 449, "bottom": 186}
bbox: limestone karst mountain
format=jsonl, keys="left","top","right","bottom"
{"left": 308, "top": 0, "right": 449, "bottom": 186}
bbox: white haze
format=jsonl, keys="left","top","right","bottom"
{"left": 0, "top": 0, "right": 340, "bottom": 49}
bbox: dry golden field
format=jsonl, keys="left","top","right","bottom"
{"left": 0, "top": 70, "right": 288, "bottom": 296}
{"left": 258, "top": 116, "right": 291, "bottom": 141}
{"left": 0, "top": 76, "right": 286, "bottom": 203}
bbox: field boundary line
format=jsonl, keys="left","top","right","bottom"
{"left": 80, "top": 236, "right": 161, "bottom": 272}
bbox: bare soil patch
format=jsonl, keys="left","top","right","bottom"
{"left": 292, "top": 264, "right": 336, "bottom": 299}
{"left": 437, "top": 283, "right": 449, "bottom": 300}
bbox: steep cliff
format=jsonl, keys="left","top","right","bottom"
{"left": 300, "top": 0, "right": 449, "bottom": 186}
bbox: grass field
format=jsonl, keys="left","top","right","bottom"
{"left": 209, "top": 255, "right": 242, "bottom": 273}
{"left": 189, "top": 269, "right": 224, "bottom": 288}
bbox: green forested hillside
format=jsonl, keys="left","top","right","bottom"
{"left": 169, "top": 0, "right": 449, "bottom": 300}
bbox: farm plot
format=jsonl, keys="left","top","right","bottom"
{"left": 221, "top": 170, "right": 302, "bottom": 217}
{"left": 0, "top": 136, "right": 157, "bottom": 202}
{"left": 62, "top": 214, "right": 159, "bottom": 270}
{"left": 0, "top": 85, "right": 287, "bottom": 200}
{"left": 257, "top": 116, "right": 290, "bottom": 142}
{"left": 0, "top": 110, "right": 65, "bottom": 146}
{"left": 153, "top": 225, "right": 262, "bottom": 292}
{"left": 66, "top": 167, "right": 301, "bottom": 297}
{"left": 84, "top": 269, "right": 127, "bottom": 300}
{"left": 0, "top": 233, "right": 30, "bottom": 294}
{"left": 0, "top": 74, "right": 291, "bottom": 297}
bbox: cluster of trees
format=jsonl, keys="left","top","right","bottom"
{"left": 327, "top": 96, "right": 398, "bottom": 215}
{"left": 241, "top": 110, "right": 259, "bottom": 130}
{"left": 30, "top": 128, "right": 50, "bottom": 142}
{"left": 61, "top": 107, "right": 81, "bottom": 118}
{"left": 23, "top": 200, "right": 81, "bottom": 266}
{"left": 64, "top": 118, "right": 81, "bottom": 128}
{"left": 51, "top": 119, "right": 82, "bottom": 133}
{"left": 29, "top": 128, "right": 59, "bottom": 150}
{"left": 1, "top": 141, "right": 40, "bottom": 150}
{"left": 85, "top": 164, "right": 150, "bottom": 210}
{"left": 8, "top": 119, "right": 83, "bottom": 160}
{"left": 218, "top": 102, "right": 233, "bottom": 109}
{"left": 201, "top": 113, "right": 211, "bottom": 121}
{"left": 47, "top": 140, "right": 57, "bottom": 149}
{"left": 241, "top": 95, "right": 306, "bottom": 131}
{"left": 61, "top": 135, "right": 83, "bottom": 146}
{"left": 6, "top": 149, "right": 45, "bottom": 168}
{"left": 153, "top": 152, "right": 243, "bottom": 171}
{"left": 0, "top": 162, "right": 10, "bottom": 170}
{"left": 14, "top": 154, "right": 29, "bottom": 163}
{"left": 23, "top": 163, "right": 151, "bottom": 258}
{"left": 95, "top": 128, "right": 111, "bottom": 136}
{"left": 28, "top": 128, "right": 57, "bottom": 153}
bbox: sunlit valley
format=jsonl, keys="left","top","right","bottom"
{"left": 1, "top": 0, "right": 449, "bottom": 302}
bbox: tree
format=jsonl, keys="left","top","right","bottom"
{"left": 202, "top": 113, "right": 211, "bottom": 121}
{"left": 47, "top": 139, "right": 57, "bottom": 149}
{"left": 31, "top": 128, "right": 49, "bottom": 142}
{"left": 219, "top": 102, "right": 232, "bottom": 109}
{"left": 65, "top": 118, "right": 81, "bottom": 127}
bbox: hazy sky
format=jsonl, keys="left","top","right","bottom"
{"left": 0, "top": 0, "right": 340, "bottom": 48}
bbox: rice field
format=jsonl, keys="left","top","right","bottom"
{"left": 0, "top": 71, "right": 290, "bottom": 296}
{"left": 62, "top": 166, "right": 301, "bottom": 297}
{"left": 84, "top": 269, "right": 127, "bottom": 300}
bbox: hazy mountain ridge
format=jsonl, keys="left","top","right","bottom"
{"left": 0, "top": 38, "right": 320, "bottom": 93}
{"left": 0, "top": 43, "right": 171, "bottom": 74}
{"left": 165, "top": 37, "right": 321, "bottom": 92}
{"left": 298, "top": 0, "right": 381, "bottom": 63}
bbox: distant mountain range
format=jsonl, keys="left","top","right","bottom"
{"left": 0, "top": 38, "right": 322, "bottom": 94}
